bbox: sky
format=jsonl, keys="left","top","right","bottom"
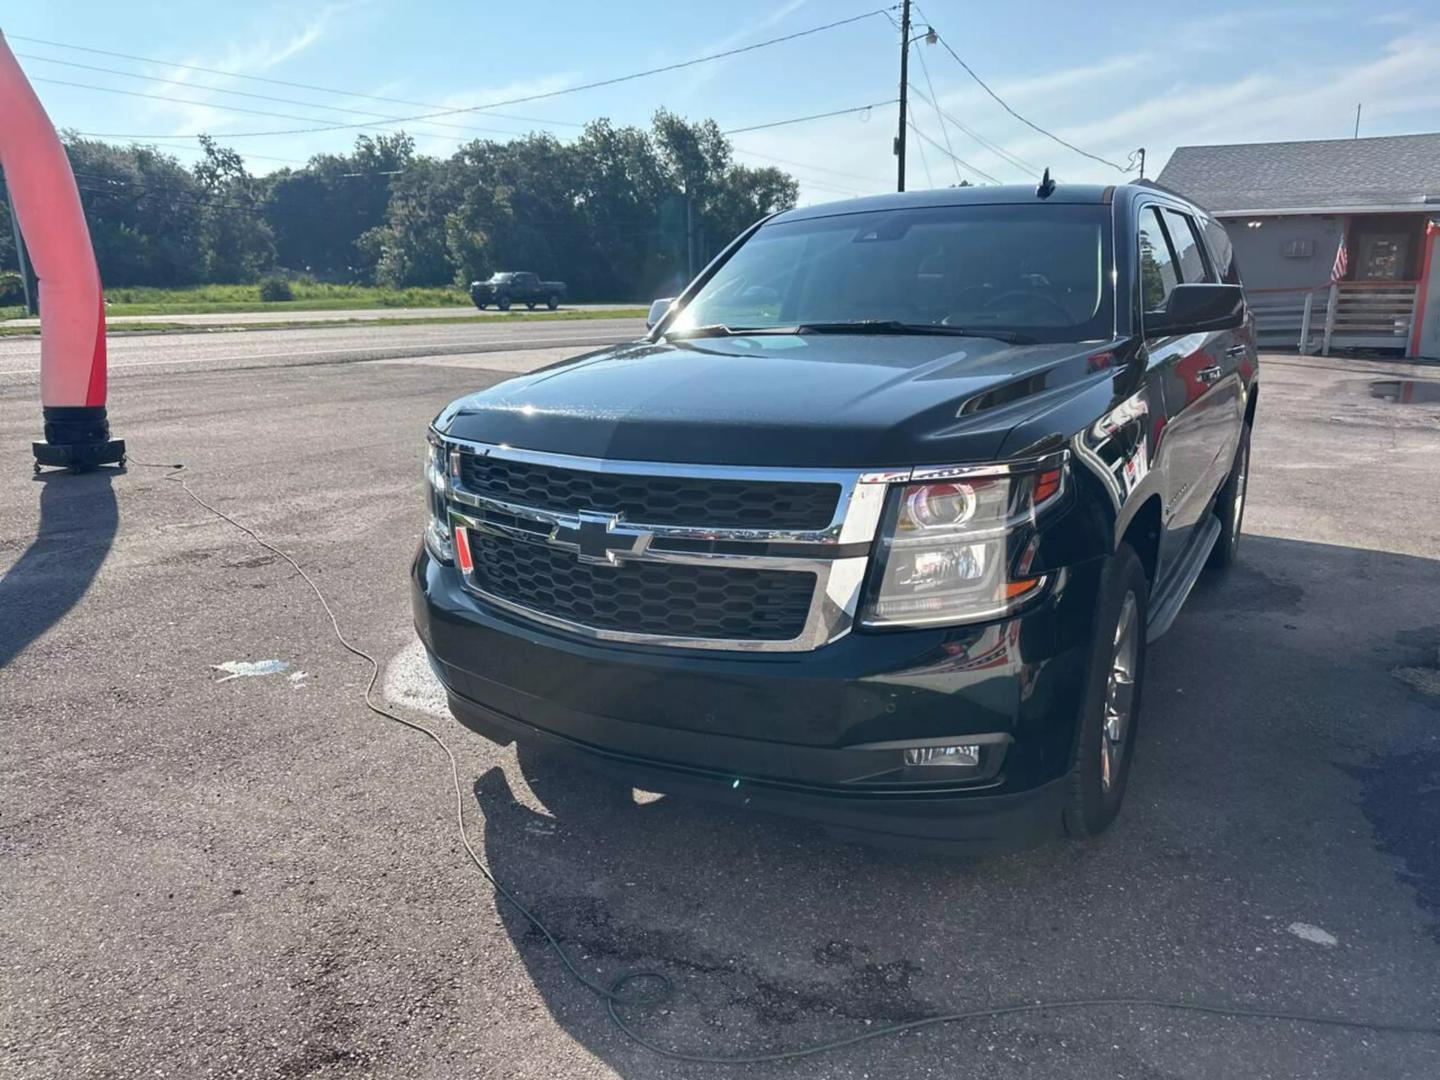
{"left": 3, "top": 1, "right": 1438, "bottom": 204}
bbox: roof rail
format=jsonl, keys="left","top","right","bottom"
{"left": 1132, "top": 177, "right": 1188, "bottom": 199}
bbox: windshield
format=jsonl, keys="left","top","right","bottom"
{"left": 488, "top": 273, "right": 514, "bottom": 283}
{"left": 671, "top": 203, "right": 1114, "bottom": 344}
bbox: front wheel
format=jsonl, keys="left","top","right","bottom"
{"left": 1063, "top": 543, "right": 1149, "bottom": 840}
{"left": 1207, "top": 424, "right": 1251, "bottom": 570}
{"left": 495, "top": 295, "right": 511, "bottom": 311}
{"left": 473, "top": 300, "right": 487, "bottom": 310}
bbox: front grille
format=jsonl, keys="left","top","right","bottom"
{"left": 469, "top": 530, "right": 815, "bottom": 641}
{"left": 461, "top": 456, "right": 840, "bottom": 530}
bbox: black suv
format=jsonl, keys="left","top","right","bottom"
{"left": 414, "top": 182, "right": 1257, "bottom": 852}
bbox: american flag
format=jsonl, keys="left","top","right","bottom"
{"left": 1330, "top": 232, "right": 1348, "bottom": 284}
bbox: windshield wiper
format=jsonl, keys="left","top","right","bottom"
{"left": 795, "top": 321, "right": 1036, "bottom": 344}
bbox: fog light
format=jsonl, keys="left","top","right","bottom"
{"left": 903, "top": 744, "right": 980, "bottom": 768}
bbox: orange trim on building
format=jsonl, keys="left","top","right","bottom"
{"left": 1410, "top": 221, "right": 1437, "bottom": 359}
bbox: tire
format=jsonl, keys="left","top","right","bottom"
{"left": 1207, "top": 424, "right": 1251, "bottom": 570}
{"left": 1063, "top": 543, "right": 1149, "bottom": 840}
{"left": 525, "top": 301, "right": 536, "bottom": 310}
{"left": 496, "top": 294, "right": 511, "bottom": 311}
{"left": 546, "top": 294, "right": 559, "bottom": 311}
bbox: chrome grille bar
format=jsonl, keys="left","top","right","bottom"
{"left": 436, "top": 437, "right": 889, "bottom": 652}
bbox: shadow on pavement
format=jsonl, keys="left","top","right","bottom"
{"left": 469, "top": 534, "right": 1440, "bottom": 1077}
{"left": 0, "top": 469, "right": 119, "bottom": 670}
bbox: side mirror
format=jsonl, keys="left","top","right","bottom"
{"left": 646, "top": 297, "right": 675, "bottom": 330}
{"left": 1145, "top": 283, "right": 1245, "bottom": 337}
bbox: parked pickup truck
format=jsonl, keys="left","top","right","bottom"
{"left": 468, "top": 271, "right": 565, "bottom": 311}
{"left": 416, "top": 181, "right": 1257, "bottom": 852}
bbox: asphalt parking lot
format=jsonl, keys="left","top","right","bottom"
{"left": 1, "top": 327, "right": 1438, "bottom": 1078}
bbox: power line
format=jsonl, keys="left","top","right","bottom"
{"left": 4, "top": 34, "right": 569, "bottom": 126}
{"left": 16, "top": 52, "right": 584, "bottom": 138}
{"left": 47, "top": 73, "right": 893, "bottom": 157}
{"left": 918, "top": 18, "right": 1128, "bottom": 172}
{"left": 32, "top": 77, "right": 543, "bottom": 141}
{"left": 906, "top": 120, "right": 1001, "bottom": 184}
{"left": 114, "top": 140, "right": 307, "bottom": 166}
{"left": 909, "top": 114, "right": 935, "bottom": 187}
{"left": 722, "top": 100, "right": 893, "bottom": 135}
{"left": 65, "top": 8, "right": 898, "bottom": 140}
{"left": 725, "top": 157, "right": 867, "bottom": 196}
{"left": 913, "top": 40, "right": 961, "bottom": 185}
{"left": 791, "top": 178, "right": 868, "bottom": 198}
{"left": 729, "top": 146, "right": 883, "bottom": 186}
{"left": 59, "top": 89, "right": 900, "bottom": 173}
{"left": 905, "top": 81, "right": 1041, "bottom": 178}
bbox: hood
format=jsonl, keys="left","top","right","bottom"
{"left": 438, "top": 333, "right": 1119, "bottom": 468}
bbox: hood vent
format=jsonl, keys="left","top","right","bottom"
{"left": 957, "top": 372, "right": 1049, "bottom": 416}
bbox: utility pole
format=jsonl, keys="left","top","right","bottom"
{"left": 1137, "top": 148, "right": 1146, "bottom": 179}
{"left": 685, "top": 189, "right": 695, "bottom": 281}
{"left": 6, "top": 189, "right": 35, "bottom": 316}
{"left": 894, "top": 0, "right": 911, "bottom": 192}
{"left": 1354, "top": 103, "right": 1362, "bottom": 139}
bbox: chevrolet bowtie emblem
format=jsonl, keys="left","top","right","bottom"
{"left": 548, "top": 511, "right": 652, "bottom": 566}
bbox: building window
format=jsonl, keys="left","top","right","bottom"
{"left": 1282, "top": 239, "right": 1315, "bottom": 258}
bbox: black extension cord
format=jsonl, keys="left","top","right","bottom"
{"left": 127, "top": 456, "right": 1440, "bottom": 1065}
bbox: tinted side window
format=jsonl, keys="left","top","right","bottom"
{"left": 1201, "top": 218, "right": 1241, "bottom": 285}
{"left": 1138, "top": 207, "right": 1179, "bottom": 312}
{"left": 1161, "top": 209, "right": 1212, "bottom": 283}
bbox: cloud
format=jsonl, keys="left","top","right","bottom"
{"left": 1173, "top": 4, "right": 1345, "bottom": 49}
{"left": 140, "top": 1, "right": 362, "bottom": 136}
{"left": 677, "top": 0, "right": 812, "bottom": 96}
{"left": 928, "top": 54, "right": 1144, "bottom": 117}
{"left": 1048, "top": 28, "right": 1440, "bottom": 182}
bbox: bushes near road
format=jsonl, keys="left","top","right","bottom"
{"left": 257, "top": 277, "right": 295, "bottom": 302}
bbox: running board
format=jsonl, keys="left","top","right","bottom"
{"left": 1146, "top": 515, "right": 1221, "bottom": 643}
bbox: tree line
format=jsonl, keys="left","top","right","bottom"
{"left": 0, "top": 110, "right": 799, "bottom": 302}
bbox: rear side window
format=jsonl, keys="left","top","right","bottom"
{"left": 1200, "top": 218, "right": 1241, "bottom": 285}
{"left": 1161, "top": 209, "right": 1213, "bottom": 283}
{"left": 1138, "top": 207, "right": 1179, "bottom": 312}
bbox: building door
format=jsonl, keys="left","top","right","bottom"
{"left": 1356, "top": 234, "right": 1411, "bottom": 281}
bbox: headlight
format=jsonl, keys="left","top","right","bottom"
{"left": 423, "top": 431, "right": 454, "bottom": 563}
{"left": 860, "top": 460, "right": 1064, "bottom": 628}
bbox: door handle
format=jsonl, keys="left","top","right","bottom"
{"left": 1196, "top": 365, "right": 1223, "bottom": 384}
{"left": 1224, "top": 344, "right": 1247, "bottom": 358}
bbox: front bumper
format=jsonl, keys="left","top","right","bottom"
{"left": 413, "top": 546, "right": 1103, "bottom": 852}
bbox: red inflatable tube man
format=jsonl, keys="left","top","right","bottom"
{"left": 0, "top": 30, "right": 123, "bottom": 471}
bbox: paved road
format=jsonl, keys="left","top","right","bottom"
{"left": 1, "top": 335, "right": 1437, "bottom": 1079}
{"left": 0, "top": 316, "right": 647, "bottom": 382}
{"left": 1, "top": 302, "right": 641, "bottom": 329}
